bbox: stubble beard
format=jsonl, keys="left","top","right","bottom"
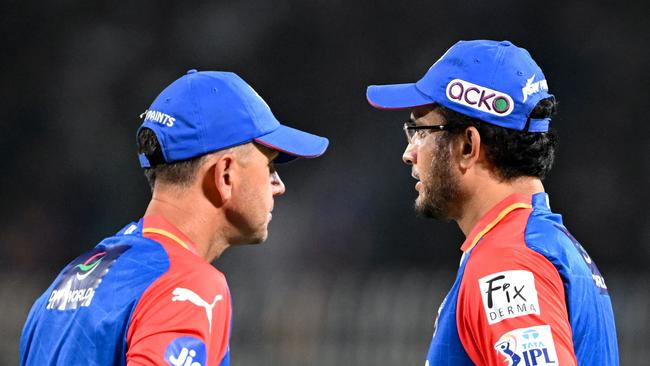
{"left": 414, "top": 140, "right": 461, "bottom": 221}
{"left": 224, "top": 203, "right": 270, "bottom": 245}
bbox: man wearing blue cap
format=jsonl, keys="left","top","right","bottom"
{"left": 20, "top": 70, "right": 328, "bottom": 365}
{"left": 367, "top": 40, "right": 618, "bottom": 365}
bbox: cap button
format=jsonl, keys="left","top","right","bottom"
{"left": 186, "top": 69, "right": 198, "bottom": 74}
{"left": 500, "top": 41, "right": 512, "bottom": 46}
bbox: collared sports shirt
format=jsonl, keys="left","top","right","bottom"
{"left": 20, "top": 216, "right": 231, "bottom": 366}
{"left": 425, "top": 193, "right": 619, "bottom": 365}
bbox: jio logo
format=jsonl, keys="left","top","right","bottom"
{"left": 165, "top": 336, "right": 206, "bottom": 366}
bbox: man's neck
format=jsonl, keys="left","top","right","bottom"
{"left": 456, "top": 177, "right": 545, "bottom": 236}
{"left": 144, "top": 190, "right": 230, "bottom": 262}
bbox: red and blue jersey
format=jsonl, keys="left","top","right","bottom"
{"left": 426, "top": 192, "right": 619, "bottom": 365}
{"left": 20, "top": 215, "right": 232, "bottom": 366}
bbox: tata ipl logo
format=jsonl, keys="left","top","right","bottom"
{"left": 495, "top": 334, "right": 520, "bottom": 365}
{"left": 446, "top": 79, "right": 514, "bottom": 116}
{"left": 75, "top": 251, "right": 106, "bottom": 281}
{"left": 494, "top": 325, "right": 558, "bottom": 366}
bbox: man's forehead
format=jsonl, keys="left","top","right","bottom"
{"left": 255, "top": 143, "right": 280, "bottom": 161}
{"left": 410, "top": 104, "right": 444, "bottom": 124}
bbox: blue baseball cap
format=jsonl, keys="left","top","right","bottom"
{"left": 138, "top": 69, "right": 329, "bottom": 167}
{"left": 367, "top": 40, "right": 554, "bottom": 132}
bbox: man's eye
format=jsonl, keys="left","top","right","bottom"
{"left": 416, "top": 130, "right": 428, "bottom": 138}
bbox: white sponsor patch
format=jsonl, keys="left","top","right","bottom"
{"left": 479, "top": 270, "right": 540, "bottom": 324}
{"left": 521, "top": 74, "right": 549, "bottom": 103}
{"left": 494, "top": 325, "right": 558, "bottom": 366}
{"left": 446, "top": 79, "right": 514, "bottom": 116}
{"left": 143, "top": 109, "right": 176, "bottom": 127}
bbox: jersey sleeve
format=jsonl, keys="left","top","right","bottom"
{"left": 126, "top": 268, "right": 231, "bottom": 366}
{"left": 457, "top": 245, "right": 577, "bottom": 366}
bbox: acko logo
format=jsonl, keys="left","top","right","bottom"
{"left": 446, "top": 79, "right": 514, "bottom": 116}
{"left": 479, "top": 270, "right": 540, "bottom": 324}
{"left": 494, "top": 325, "right": 558, "bottom": 366}
{"left": 165, "top": 336, "right": 206, "bottom": 366}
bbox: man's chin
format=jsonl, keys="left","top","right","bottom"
{"left": 415, "top": 197, "right": 452, "bottom": 222}
{"left": 231, "top": 228, "right": 269, "bottom": 246}
{"left": 247, "top": 229, "right": 269, "bottom": 245}
{"left": 414, "top": 195, "right": 433, "bottom": 217}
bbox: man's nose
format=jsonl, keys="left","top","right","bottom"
{"left": 402, "top": 143, "right": 416, "bottom": 166}
{"left": 271, "top": 171, "right": 286, "bottom": 196}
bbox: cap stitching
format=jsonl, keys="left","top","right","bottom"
{"left": 489, "top": 42, "right": 508, "bottom": 88}
{"left": 188, "top": 74, "right": 209, "bottom": 157}
{"left": 229, "top": 76, "right": 264, "bottom": 135}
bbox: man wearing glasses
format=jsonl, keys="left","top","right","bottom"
{"left": 366, "top": 40, "right": 618, "bottom": 365}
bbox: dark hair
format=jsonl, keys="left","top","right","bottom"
{"left": 137, "top": 128, "right": 206, "bottom": 190}
{"left": 438, "top": 97, "right": 558, "bottom": 181}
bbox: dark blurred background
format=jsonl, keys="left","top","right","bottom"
{"left": 2, "top": 0, "right": 649, "bottom": 365}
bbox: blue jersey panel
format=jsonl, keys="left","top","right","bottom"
{"left": 426, "top": 252, "right": 474, "bottom": 366}
{"left": 524, "top": 193, "right": 619, "bottom": 365}
{"left": 20, "top": 223, "right": 170, "bottom": 366}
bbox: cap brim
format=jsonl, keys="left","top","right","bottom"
{"left": 254, "top": 124, "right": 329, "bottom": 163}
{"left": 366, "top": 83, "right": 434, "bottom": 110}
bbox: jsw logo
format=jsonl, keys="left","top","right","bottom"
{"left": 141, "top": 109, "right": 176, "bottom": 127}
{"left": 168, "top": 347, "right": 202, "bottom": 366}
{"left": 521, "top": 75, "right": 549, "bottom": 102}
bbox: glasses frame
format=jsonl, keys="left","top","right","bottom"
{"left": 403, "top": 122, "right": 449, "bottom": 143}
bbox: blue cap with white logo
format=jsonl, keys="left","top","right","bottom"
{"left": 138, "top": 69, "right": 329, "bottom": 167}
{"left": 366, "top": 40, "right": 553, "bottom": 132}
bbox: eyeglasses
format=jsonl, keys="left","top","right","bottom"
{"left": 403, "top": 122, "right": 449, "bottom": 143}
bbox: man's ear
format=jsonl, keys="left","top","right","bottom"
{"left": 458, "top": 126, "right": 482, "bottom": 171}
{"left": 205, "top": 153, "right": 236, "bottom": 205}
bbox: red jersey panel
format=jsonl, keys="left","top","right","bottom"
{"left": 457, "top": 194, "right": 576, "bottom": 366}
{"left": 424, "top": 192, "right": 618, "bottom": 365}
{"left": 126, "top": 216, "right": 231, "bottom": 366}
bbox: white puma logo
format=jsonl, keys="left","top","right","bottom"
{"left": 172, "top": 287, "right": 223, "bottom": 334}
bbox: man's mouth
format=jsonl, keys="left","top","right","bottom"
{"left": 412, "top": 171, "right": 421, "bottom": 191}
